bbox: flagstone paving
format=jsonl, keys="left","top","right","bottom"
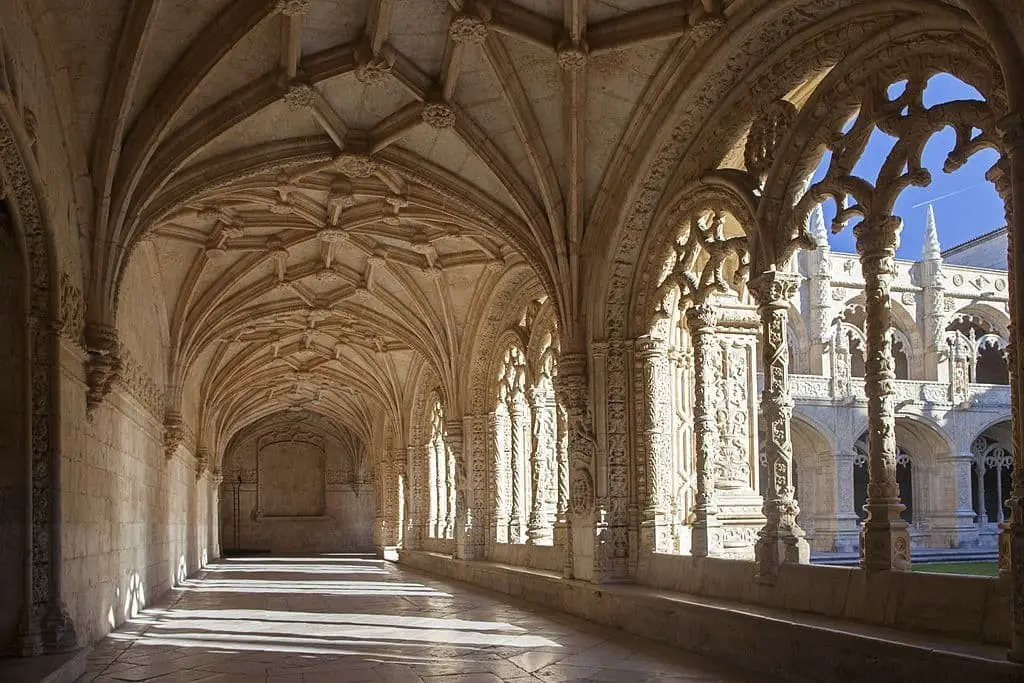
{"left": 77, "top": 555, "right": 757, "bottom": 682}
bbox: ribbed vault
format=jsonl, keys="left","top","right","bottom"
{"left": 51, "top": 0, "right": 726, "bottom": 454}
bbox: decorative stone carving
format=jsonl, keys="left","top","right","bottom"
{"left": 686, "top": 304, "right": 722, "bottom": 556}
{"left": 448, "top": 14, "right": 488, "bottom": 44}
{"left": 421, "top": 102, "right": 456, "bottom": 129}
{"left": 84, "top": 323, "right": 123, "bottom": 416}
{"left": 556, "top": 42, "right": 588, "bottom": 71}
{"left": 275, "top": 0, "right": 310, "bottom": 15}
{"left": 749, "top": 272, "right": 810, "bottom": 582}
{"left": 333, "top": 153, "right": 377, "bottom": 178}
{"left": 57, "top": 272, "right": 84, "bottom": 348}
{"left": 856, "top": 218, "right": 912, "bottom": 571}
{"left": 555, "top": 355, "right": 595, "bottom": 518}
{"left": 0, "top": 107, "right": 77, "bottom": 652}
{"left": 354, "top": 41, "right": 393, "bottom": 85}
{"left": 744, "top": 99, "right": 798, "bottom": 186}
{"left": 637, "top": 336, "right": 672, "bottom": 555}
{"left": 283, "top": 83, "right": 317, "bottom": 111}
{"left": 164, "top": 410, "right": 185, "bottom": 461}
{"left": 117, "top": 349, "right": 164, "bottom": 418}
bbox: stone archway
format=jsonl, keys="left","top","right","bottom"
{"left": 220, "top": 411, "right": 376, "bottom": 554}
{"left": 0, "top": 202, "right": 26, "bottom": 655}
{"left": 0, "top": 94, "right": 75, "bottom": 655}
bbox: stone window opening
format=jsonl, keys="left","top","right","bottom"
{"left": 946, "top": 313, "right": 1010, "bottom": 385}
{"left": 841, "top": 304, "right": 909, "bottom": 379}
{"left": 494, "top": 344, "right": 530, "bottom": 544}
{"left": 971, "top": 432, "right": 1013, "bottom": 525}
{"left": 427, "top": 396, "right": 454, "bottom": 541}
{"left": 854, "top": 437, "right": 914, "bottom": 525}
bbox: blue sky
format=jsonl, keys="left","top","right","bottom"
{"left": 808, "top": 74, "right": 1005, "bottom": 259}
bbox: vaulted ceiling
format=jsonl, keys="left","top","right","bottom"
{"left": 46, "top": 0, "right": 723, "bottom": 447}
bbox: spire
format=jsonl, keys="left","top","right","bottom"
{"left": 808, "top": 202, "right": 829, "bottom": 247}
{"left": 922, "top": 203, "right": 941, "bottom": 260}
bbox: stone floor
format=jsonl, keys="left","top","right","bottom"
{"left": 76, "top": 555, "right": 760, "bottom": 682}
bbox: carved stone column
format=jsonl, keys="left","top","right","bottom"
{"left": 445, "top": 426, "right": 457, "bottom": 540}
{"left": 446, "top": 420, "right": 470, "bottom": 556}
{"left": 405, "top": 445, "right": 424, "bottom": 549}
{"left": 426, "top": 441, "right": 440, "bottom": 540}
{"left": 508, "top": 403, "right": 526, "bottom": 543}
{"left": 636, "top": 336, "right": 672, "bottom": 558}
{"left": 488, "top": 412, "right": 508, "bottom": 545}
{"left": 855, "top": 218, "right": 911, "bottom": 571}
{"left": 211, "top": 470, "right": 223, "bottom": 560}
{"left": 554, "top": 353, "right": 596, "bottom": 580}
{"left": 751, "top": 272, "right": 810, "bottom": 582}
{"left": 527, "top": 387, "right": 554, "bottom": 545}
{"left": 462, "top": 414, "right": 487, "bottom": 559}
{"left": 554, "top": 401, "right": 569, "bottom": 553}
{"left": 685, "top": 304, "right": 722, "bottom": 557}
{"left": 711, "top": 302, "right": 765, "bottom": 558}
{"left": 992, "top": 117, "right": 1024, "bottom": 662}
{"left": 38, "top": 313, "right": 76, "bottom": 653}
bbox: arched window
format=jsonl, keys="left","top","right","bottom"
{"left": 525, "top": 341, "right": 558, "bottom": 546}
{"left": 946, "top": 313, "right": 1010, "bottom": 385}
{"left": 495, "top": 345, "right": 528, "bottom": 544}
{"left": 427, "top": 396, "right": 453, "bottom": 540}
{"left": 854, "top": 437, "right": 913, "bottom": 523}
{"left": 971, "top": 430, "right": 1013, "bottom": 525}
{"left": 841, "top": 303, "right": 909, "bottom": 379}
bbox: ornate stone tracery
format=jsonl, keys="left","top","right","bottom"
{"left": 765, "top": 50, "right": 1005, "bottom": 571}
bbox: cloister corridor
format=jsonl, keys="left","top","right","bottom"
{"left": 76, "top": 556, "right": 752, "bottom": 683}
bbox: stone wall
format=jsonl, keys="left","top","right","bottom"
{"left": 59, "top": 247, "right": 215, "bottom": 646}
{"left": 220, "top": 411, "right": 375, "bottom": 554}
{"left": 60, "top": 363, "right": 215, "bottom": 645}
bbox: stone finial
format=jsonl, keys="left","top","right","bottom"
{"left": 922, "top": 203, "right": 941, "bottom": 260}
{"left": 421, "top": 102, "right": 456, "bottom": 129}
{"left": 449, "top": 14, "right": 488, "bottom": 44}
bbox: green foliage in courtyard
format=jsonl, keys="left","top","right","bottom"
{"left": 912, "top": 562, "right": 998, "bottom": 576}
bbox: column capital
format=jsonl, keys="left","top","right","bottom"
{"left": 685, "top": 303, "right": 719, "bottom": 332}
{"left": 748, "top": 270, "right": 802, "bottom": 307}
{"left": 634, "top": 334, "right": 668, "bottom": 358}
{"left": 854, "top": 217, "right": 901, "bottom": 263}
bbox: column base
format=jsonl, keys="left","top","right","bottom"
{"left": 42, "top": 602, "right": 77, "bottom": 653}
{"left": 376, "top": 545, "right": 400, "bottom": 561}
{"left": 455, "top": 520, "right": 485, "bottom": 560}
{"left": 639, "top": 514, "right": 673, "bottom": 556}
{"left": 526, "top": 525, "right": 553, "bottom": 546}
{"left": 929, "top": 512, "right": 980, "bottom": 549}
{"left": 691, "top": 512, "right": 723, "bottom": 557}
{"left": 813, "top": 513, "right": 861, "bottom": 553}
{"left": 859, "top": 519, "right": 911, "bottom": 571}
{"left": 18, "top": 607, "right": 42, "bottom": 658}
{"left": 717, "top": 491, "right": 765, "bottom": 560}
{"left": 755, "top": 531, "right": 810, "bottom": 584}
